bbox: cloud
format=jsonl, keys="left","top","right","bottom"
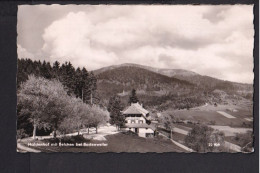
{"left": 18, "top": 5, "right": 254, "bottom": 83}
{"left": 41, "top": 11, "right": 118, "bottom": 70}
{"left": 202, "top": 6, "right": 230, "bottom": 23}
{"left": 17, "top": 44, "right": 34, "bottom": 59}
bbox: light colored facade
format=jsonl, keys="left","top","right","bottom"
{"left": 122, "top": 102, "right": 155, "bottom": 138}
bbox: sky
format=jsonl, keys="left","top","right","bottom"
{"left": 17, "top": 5, "right": 254, "bottom": 83}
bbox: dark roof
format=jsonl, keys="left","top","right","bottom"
{"left": 122, "top": 102, "right": 149, "bottom": 115}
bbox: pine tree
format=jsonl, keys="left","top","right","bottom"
{"left": 108, "top": 95, "right": 124, "bottom": 130}
{"left": 53, "top": 61, "right": 60, "bottom": 79}
{"left": 129, "top": 89, "right": 139, "bottom": 104}
{"left": 60, "top": 61, "right": 76, "bottom": 95}
{"left": 40, "top": 61, "right": 48, "bottom": 79}
{"left": 88, "top": 71, "right": 97, "bottom": 104}
{"left": 81, "top": 67, "right": 90, "bottom": 103}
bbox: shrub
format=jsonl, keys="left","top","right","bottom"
{"left": 234, "top": 131, "right": 253, "bottom": 152}
{"left": 185, "top": 124, "right": 225, "bottom": 152}
{"left": 17, "top": 129, "right": 29, "bottom": 139}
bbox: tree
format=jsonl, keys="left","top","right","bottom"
{"left": 42, "top": 80, "right": 71, "bottom": 138}
{"left": 59, "top": 61, "right": 76, "bottom": 95}
{"left": 18, "top": 75, "right": 71, "bottom": 138}
{"left": 59, "top": 97, "right": 86, "bottom": 135}
{"left": 234, "top": 131, "right": 253, "bottom": 152}
{"left": 17, "top": 103, "right": 33, "bottom": 137}
{"left": 53, "top": 61, "right": 60, "bottom": 79}
{"left": 74, "top": 68, "right": 84, "bottom": 99}
{"left": 88, "top": 71, "right": 97, "bottom": 104}
{"left": 159, "top": 113, "right": 176, "bottom": 139}
{"left": 41, "top": 60, "right": 52, "bottom": 79}
{"left": 78, "top": 67, "right": 90, "bottom": 103}
{"left": 59, "top": 101, "right": 108, "bottom": 135}
{"left": 128, "top": 89, "right": 139, "bottom": 104}
{"left": 18, "top": 75, "right": 52, "bottom": 139}
{"left": 89, "top": 105, "right": 109, "bottom": 134}
{"left": 108, "top": 95, "right": 124, "bottom": 130}
{"left": 185, "top": 124, "right": 225, "bottom": 152}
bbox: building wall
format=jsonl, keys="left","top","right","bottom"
{"left": 126, "top": 127, "right": 154, "bottom": 138}
{"left": 138, "top": 128, "right": 154, "bottom": 138}
{"left": 125, "top": 116, "right": 146, "bottom": 124}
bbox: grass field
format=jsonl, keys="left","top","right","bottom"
{"left": 162, "top": 108, "right": 252, "bottom": 127}
{"left": 225, "top": 136, "right": 242, "bottom": 147}
{"left": 226, "top": 109, "right": 253, "bottom": 119}
{"left": 157, "top": 127, "right": 187, "bottom": 144}
{"left": 19, "top": 132, "right": 186, "bottom": 153}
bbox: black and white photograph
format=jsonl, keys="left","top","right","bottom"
{"left": 17, "top": 4, "right": 254, "bottom": 153}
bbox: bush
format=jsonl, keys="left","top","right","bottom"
{"left": 209, "top": 120, "right": 216, "bottom": 125}
{"left": 234, "top": 131, "right": 253, "bottom": 152}
{"left": 43, "top": 135, "right": 90, "bottom": 144}
{"left": 17, "top": 129, "right": 29, "bottom": 139}
{"left": 185, "top": 124, "right": 225, "bottom": 152}
{"left": 61, "top": 135, "right": 89, "bottom": 143}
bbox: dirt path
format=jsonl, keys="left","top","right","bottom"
{"left": 224, "top": 141, "right": 241, "bottom": 152}
{"left": 217, "top": 111, "right": 236, "bottom": 119}
{"left": 17, "top": 143, "right": 41, "bottom": 153}
{"left": 172, "top": 127, "right": 189, "bottom": 135}
{"left": 159, "top": 133, "right": 194, "bottom": 152}
{"left": 160, "top": 125, "right": 243, "bottom": 152}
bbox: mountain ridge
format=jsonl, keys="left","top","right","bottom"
{"left": 94, "top": 64, "right": 253, "bottom": 111}
{"left": 93, "top": 63, "right": 253, "bottom": 86}
{"left": 94, "top": 63, "right": 198, "bottom": 78}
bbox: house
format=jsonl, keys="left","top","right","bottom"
{"left": 122, "top": 102, "right": 155, "bottom": 138}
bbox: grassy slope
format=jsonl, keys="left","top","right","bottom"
{"left": 163, "top": 109, "right": 251, "bottom": 127}
{"left": 20, "top": 132, "right": 186, "bottom": 153}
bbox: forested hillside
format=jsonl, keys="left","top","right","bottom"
{"left": 94, "top": 64, "right": 253, "bottom": 111}
{"left": 17, "top": 59, "right": 109, "bottom": 138}
{"left": 17, "top": 58, "right": 98, "bottom": 104}
{"left": 18, "top": 59, "right": 253, "bottom": 112}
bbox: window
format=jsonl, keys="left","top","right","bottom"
{"left": 145, "top": 133, "right": 154, "bottom": 138}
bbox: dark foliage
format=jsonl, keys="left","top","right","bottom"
{"left": 234, "top": 131, "right": 253, "bottom": 152}
{"left": 17, "top": 58, "right": 97, "bottom": 104}
{"left": 107, "top": 95, "right": 125, "bottom": 129}
{"left": 128, "top": 89, "right": 139, "bottom": 104}
{"left": 185, "top": 124, "right": 225, "bottom": 152}
{"left": 17, "top": 104, "right": 33, "bottom": 136}
{"left": 17, "top": 58, "right": 99, "bottom": 137}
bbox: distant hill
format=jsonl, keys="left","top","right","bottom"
{"left": 94, "top": 63, "right": 198, "bottom": 77}
{"left": 94, "top": 63, "right": 253, "bottom": 94}
{"left": 94, "top": 63, "right": 253, "bottom": 111}
{"left": 95, "top": 65, "right": 195, "bottom": 98}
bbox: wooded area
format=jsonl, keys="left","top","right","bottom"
{"left": 17, "top": 59, "right": 107, "bottom": 138}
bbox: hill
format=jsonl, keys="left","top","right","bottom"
{"left": 94, "top": 63, "right": 198, "bottom": 77}
{"left": 94, "top": 63, "right": 253, "bottom": 111}
{"left": 94, "top": 63, "right": 253, "bottom": 96}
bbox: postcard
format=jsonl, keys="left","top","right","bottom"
{"left": 17, "top": 4, "right": 254, "bottom": 153}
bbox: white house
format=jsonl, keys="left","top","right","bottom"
{"left": 122, "top": 102, "right": 155, "bottom": 138}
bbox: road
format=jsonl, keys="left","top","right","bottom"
{"left": 159, "top": 133, "right": 194, "bottom": 152}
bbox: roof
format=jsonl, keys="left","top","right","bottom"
{"left": 122, "top": 102, "right": 149, "bottom": 116}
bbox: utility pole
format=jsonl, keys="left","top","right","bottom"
{"left": 82, "top": 88, "right": 84, "bottom": 102}
{"left": 90, "top": 92, "right": 93, "bottom": 105}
